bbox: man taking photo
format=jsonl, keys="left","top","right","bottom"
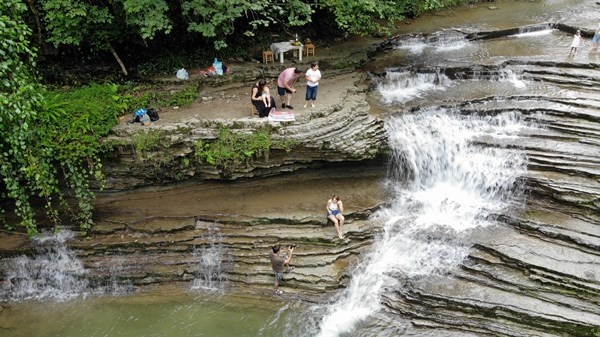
{"left": 269, "top": 244, "right": 295, "bottom": 295}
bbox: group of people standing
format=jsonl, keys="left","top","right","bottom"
{"left": 268, "top": 194, "right": 345, "bottom": 295}
{"left": 251, "top": 61, "right": 322, "bottom": 118}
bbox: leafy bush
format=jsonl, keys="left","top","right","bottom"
{"left": 131, "top": 130, "right": 164, "bottom": 159}
{"left": 0, "top": 1, "right": 132, "bottom": 236}
{"left": 194, "top": 127, "right": 273, "bottom": 172}
{"left": 36, "top": 84, "right": 131, "bottom": 232}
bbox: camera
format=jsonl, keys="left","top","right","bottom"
{"left": 288, "top": 244, "right": 298, "bottom": 249}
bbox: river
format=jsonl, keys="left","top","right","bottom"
{"left": 2, "top": 1, "right": 600, "bottom": 336}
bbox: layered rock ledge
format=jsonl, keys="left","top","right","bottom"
{"left": 102, "top": 71, "right": 387, "bottom": 190}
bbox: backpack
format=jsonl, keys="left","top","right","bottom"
{"left": 147, "top": 108, "right": 160, "bottom": 122}
{"left": 131, "top": 108, "right": 146, "bottom": 123}
{"left": 127, "top": 108, "right": 158, "bottom": 124}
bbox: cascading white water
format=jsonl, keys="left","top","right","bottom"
{"left": 394, "top": 33, "right": 470, "bottom": 54}
{"left": 470, "top": 68, "right": 527, "bottom": 89}
{"left": 377, "top": 71, "right": 451, "bottom": 104}
{"left": 1, "top": 230, "right": 89, "bottom": 302}
{"left": 515, "top": 23, "right": 554, "bottom": 37}
{"left": 191, "top": 224, "right": 228, "bottom": 291}
{"left": 313, "top": 106, "right": 528, "bottom": 336}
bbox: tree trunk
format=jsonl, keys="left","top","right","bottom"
{"left": 25, "top": 0, "right": 43, "bottom": 47}
{"left": 108, "top": 43, "right": 128, "bottom": 76}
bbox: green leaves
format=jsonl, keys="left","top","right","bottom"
{"left": 194, "top": 127, "right": 273, "bottom": 172}
{"left": 318, "top": 0, "right": 407, "bottom": 36}
{"left": 182, "top": 0, "right": 313, "bottom": 49}
{"left": 1, "top": 0, "right": 127, "bottom": 239}
{"left": 1, "top": 0, "right": 48, "bottom": 236}
{"left": 122, "top": 0, "right": 172, "bottom": 40}
{"left": 41, "top": 0, "right": 113, "bottom": 47}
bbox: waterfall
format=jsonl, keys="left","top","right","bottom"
{"left": 515, "top": 23, "right": 554, "bottom": 37}
{"left": 394, "top": 32, "right": 469, "bottom": 54}
{"left": 491, "top": 69, "right": 526, "bottom": 89}
{"left": 377, "top": 70, "right": 451, "bottom": 104}
{"left": 393, "top": 35, "right": 428, "bottom": 54}
{"left": 313, "top": 108, "right": 528, "bottom": 337}
{"left": 191, "top": 223, "right": 228, "bottom": 291}
{"left": 1, "top": 230, "right": 89, "bottom": 302}
{"left": 469, "top": 68, "right": 527, "bottom": 89}
{"left": 429, "top": 33, "right": 469, "bottom": 52}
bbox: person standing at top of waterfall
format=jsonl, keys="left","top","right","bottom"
{"left": 277, "top": 67, "right": 303, "bottom": 109}
{"left": 269, "top": 245, "right": 294, "bottom": 295}
{"left": 568, "top": 30, "right": 582, "bottom": 57}
{"left": 304, "top": 61, "right": 321, "bottom": 108}
{"left": 592, "top": 23, "right": 600, "bottom": 51}
{"left": 327, "top": 195, "right": 345, "bottom": 239}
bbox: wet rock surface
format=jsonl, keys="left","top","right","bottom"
{"left": 2, "top": 4, "right": 600, "bottom": 336}
{"left": 364, "top": 22, "right": 600, "bottom": 336}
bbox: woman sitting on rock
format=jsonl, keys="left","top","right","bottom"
{"left": 251, "top": 79, "right": 276, "bottom": 117}
{"left": 327, "top": 195, "right": 345, "bottom": 239}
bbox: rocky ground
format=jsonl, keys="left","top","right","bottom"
{"left": 116, "top": 35, "right": 383, "bottom": 125}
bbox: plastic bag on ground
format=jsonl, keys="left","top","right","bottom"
{"left": 176, "top": 68, "right": 189, "bottom": 80}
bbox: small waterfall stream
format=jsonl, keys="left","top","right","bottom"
{"left": 311, "top": 84, "right": 529, "bottom": 336}
{"left": 191, "top": 221, "right": 228, "bottom": 291}
{"left": 377, "top": 71, "right": 451, "bottom": 104}
{"left": 1, "top": 231, "right": 89, "bottom": 302}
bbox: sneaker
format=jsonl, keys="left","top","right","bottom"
{"left": 286, "top": 105, "right": 294, "bottom": 109}
{"left": 274, "top": 289, "right": 283, "bottom": 295}
{"left": 281, "top": 103, "right": 286, "bottom": 108}
{"left": 303, "top": 104, "right": 307, "bottom": 108}
{"left": 311, "top": 103, "right": 315, "bottom": 108}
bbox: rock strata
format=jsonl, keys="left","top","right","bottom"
{"left": 102, "top": 77, "right": 386, "bottom": 190}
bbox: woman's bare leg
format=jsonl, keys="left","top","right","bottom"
{"left": 336, "top": 214, "right": 345, "bottom": 238}
{"left": 328, "top": 215, "right": 343, "bottom": 239}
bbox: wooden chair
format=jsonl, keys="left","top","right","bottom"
{"left": 251, "top": 104, "right": 259, "bottom": 117}
{"left": 304, "top": 43, "right": 315, "bottom": 57}
{"left": 262, "top": 50, "right": 274, "bottom": 64}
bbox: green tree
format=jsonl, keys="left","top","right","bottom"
{"left": 38, "top": 0, "right": 172, "bottom": 75}
{"left": 318, "top": 0, "right": 408, "bottom": 36}
{"left": 31, "top": 0, "right": 468, "bottom": 78}
{"left": 1, "top": 0, "right": 125, "bottom": 236}
{"left": 181, "top": 0, "right": 313, "bottom": 49}
{"left": 1, "top": 0, "right": 62, "bottom": 235}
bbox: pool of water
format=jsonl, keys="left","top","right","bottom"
{"left": 0, "top": 286, "right": 299, "bottom": 337}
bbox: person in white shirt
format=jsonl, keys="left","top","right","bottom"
{"left": 304, "top": 61, "right": 321, "bottom": 108}
{"left": 569, "top": 30, "right": 582, "bottom": 57}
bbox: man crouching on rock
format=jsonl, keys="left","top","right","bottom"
{"left": 269, "top": 244, "right": 295, "bottom": 295}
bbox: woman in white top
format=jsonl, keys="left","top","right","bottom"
{"left": 326, "top": 194, "right": 345, "bottom": 239}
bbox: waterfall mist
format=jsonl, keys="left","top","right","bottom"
{"left": 309, "top": 108, "right": 528, "bottom": 337}
{"left": 191, "top": 222, "right": 229, "bottom": 291}
{"left": 1, "top": 231, "right": 89, "bottom": 302}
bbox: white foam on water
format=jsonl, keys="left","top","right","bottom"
{"left": 377, "top": 71, "right": 450, "bottom": 104}
{"left": 1, "top": 230, "right": 90, "bottom": 302}
{"left": 514, "top": 28, "right": 554, "bottom": 37}
{"left": 314, "top": 108, "right": 528, "bottom": 337}
{"left": 191, "top": 225, "right": 228, "bottom": 291}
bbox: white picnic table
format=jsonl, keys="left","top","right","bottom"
{"left": 270, "top": 42, "right": 304, "bottom": 63}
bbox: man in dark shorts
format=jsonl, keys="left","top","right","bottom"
{"left": 269, "top": 245, "right": 294, "bottom": 295}
{"left": 277, "top": 67, "right": 303, "bottom": 109}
